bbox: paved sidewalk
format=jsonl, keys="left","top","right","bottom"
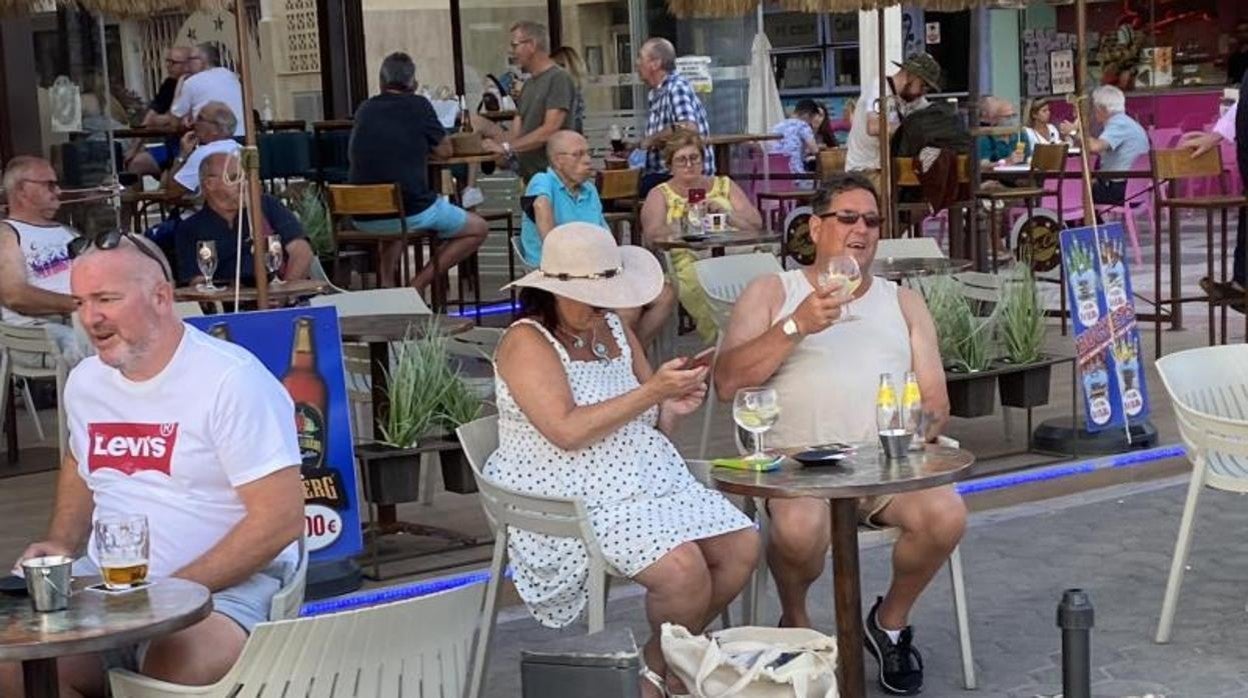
{"left": 481, "top": 476, "right": 1248, "bottom": 697}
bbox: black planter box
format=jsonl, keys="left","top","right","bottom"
{"left": 946, "top": 372, "right": 997, "bottom": 418}
{"left": 440, "top": 444, "right": 479, "bottom": 494}
{"left": 996, "top": 361, "right": 1053, "bottom": 409}
{"left": 355, "top": 442, "right": 424, "bottom": 505}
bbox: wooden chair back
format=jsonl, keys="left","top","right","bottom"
{"left": 326, "top": 184, "right": 405, "bottom": 218}
{"left": 598, "top": 168, "right": 641, "bottom": 201}
{"left": 1030, "top": 143, "right": 1069, "bottom": 174}
{"left": 817, "top": 148, "right": 847, "bottom": 180}
{"left": 1152, "top": 147, "right": 1223, "bottom": 181}
{"left": 893, "top": 158, "right": 921, "bottom": 188}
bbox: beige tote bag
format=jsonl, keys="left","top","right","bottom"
{"left": 661, "top": 623, "right": 838, "bottom": 698}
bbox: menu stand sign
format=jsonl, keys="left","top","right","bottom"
{"left": 1059, "top": 223, "right": 1151, "bottom": 434}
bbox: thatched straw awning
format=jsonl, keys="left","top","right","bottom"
{"left": 668, "top": 0, "right": 994, "bottom": 19}
{"left": 0, "top": 0, "right": 227, "bottom": 19}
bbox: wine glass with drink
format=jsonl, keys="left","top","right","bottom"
{"left": 196, "top": 240, "right": 219, "bottom": 292}
{"left": 818, "top": 254, "right": 862, "bottom": 321}
{"left": 265, "top": 235, "right": 284, "bottom": 285}
{"left": 733, "top": 387, "right": 780, "bottom": 462}
{"left": 94, "top": 514, "right": 150, "bottom": 590}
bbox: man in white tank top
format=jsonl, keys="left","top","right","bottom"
{"left": 715, "top": 174, "right": 966, "bottom": 696}
{"left": 0, "top": 156, "right": 90, "bottom": 365}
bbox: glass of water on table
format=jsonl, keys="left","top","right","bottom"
{"left": 733, "top": 387, "right": 780, "bottom": 462}
{"left": 95, "top": 514, "right": 150, "bottom": 589}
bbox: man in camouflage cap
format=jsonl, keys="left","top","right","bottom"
{"left": 845, "top": 51, "right": 943, "bottom": 184}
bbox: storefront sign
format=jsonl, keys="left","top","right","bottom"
{"left": 1060, "top": 224, "right": 1151, "bottom": 433}
{"left": 925, "top": 22, "right": 941, "bottom": 45}
{"left": 1050, "top": 50, "right": 1076, "bottom": 95}
{"left": 675, "top": 55, "right": 713, "bottom": 94}
{"left": 187, "top": 307, "right": 363, "bottom": 560}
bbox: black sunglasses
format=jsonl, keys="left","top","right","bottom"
{"left": 818, "top": 210, "right": 882, "bottom": 229}
{"left": 68, "top": 232, "right": 172, "bottom": 281}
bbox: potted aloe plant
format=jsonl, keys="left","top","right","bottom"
{"left": 357, "top": 331, "right": 455, "bottom": 505}
{"left": 996, "top": 264, "right": 1052, "bottom": 408}
{"left": 436, "top": 371, "right": 486, "bottom": 494}
{"left": 926, "top": 277, "right": 997, "bottom": 418}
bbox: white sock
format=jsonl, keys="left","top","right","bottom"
{"left": 875, "top": 614, "right": 902, "bottom": 644}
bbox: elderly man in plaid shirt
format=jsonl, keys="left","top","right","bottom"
{"left": 636, "top": 37, "right": 715, "bottom": 195}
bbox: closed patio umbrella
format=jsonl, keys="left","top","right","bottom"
{"left": 747, "top": 30, "right": 783, "bottom": 136}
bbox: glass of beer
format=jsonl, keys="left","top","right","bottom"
{"left": 94, "top": 514, "right": 149, "bottom": 589}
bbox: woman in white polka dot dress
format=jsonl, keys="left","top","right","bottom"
{"left": 486, "top": 223, "right": 757, "bottom": 697}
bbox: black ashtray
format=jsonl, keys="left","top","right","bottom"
{"left": 792, "top": 443, "right": 854, "bottom": 467}
{"left": 681, "top": 233, "right": 710, "bottom": 243}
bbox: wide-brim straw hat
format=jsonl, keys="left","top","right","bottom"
{"left": 502, "top": 222, "right": 663, "bottom": 309}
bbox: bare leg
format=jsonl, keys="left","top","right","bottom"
{"left": 694, "top": 527, "right": 759, "bottom": 628}
{"left": 632, "top": 541, "right": 714, "bottom": 695}
{"left": 379, "top": 240, "right": 404, "bottom": 288}
{"left": 126, "top": 151, "right": 162, "bottom": 179}
{"left": 141, "top": 612, "right": 246, "bottom": 686}
{"left": 0, "top": 652, "right": 110, "bottom": 698}
{"left": 767, "top": 497, "right": 831, "bottom": 628}
{"left": 409, "top": 213, "right": 490, "bottom": 291}
{"left": 870, "top": 486, "right": 966, "bottom": 630}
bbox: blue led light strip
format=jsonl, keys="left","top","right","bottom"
{"left": 446, "top": 301, "right": 517, "bottom": 319}
{"left": 300, "top": 443, "right": 1187, "bottom": 617}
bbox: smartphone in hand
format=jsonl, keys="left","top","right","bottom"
{"left": 684, "top": 347, "right": 715, "bottom": 370}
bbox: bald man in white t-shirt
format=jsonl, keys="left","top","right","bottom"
{"left": 1, "top": 235, "right": 304, "bottom": 695}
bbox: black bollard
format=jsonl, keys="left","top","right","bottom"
{"left": 1056, "top": 588, "right": 1094, "bottom": 698}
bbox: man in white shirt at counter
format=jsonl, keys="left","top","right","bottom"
{"left": 1, "top": 234, "right": 304, "bottom": 696}
{"left": 166, "top": 43, "right": 246, "bottom": 137}
{"left": 845, "top": 53, "right": 942, "bottom": 189}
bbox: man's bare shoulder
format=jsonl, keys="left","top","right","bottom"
{"left": 737, "top": 272, "right": 786, "bottom": 312}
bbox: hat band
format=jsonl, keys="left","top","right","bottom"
{"left": 538, "top": 266, "right": 623, "bottom": 281}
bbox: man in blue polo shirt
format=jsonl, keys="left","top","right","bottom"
{"left": 176, "top": 151, "right": 313, "bottom": 286}
{"left": 1087, "top": 85, "right": 1148, "bottom": 205}
{"left": 520, "top": 130, "right": 607, "bottom": 266}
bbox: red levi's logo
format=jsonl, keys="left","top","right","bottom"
{"left": 87, "top": 423, "right": 179, "bottom": 476}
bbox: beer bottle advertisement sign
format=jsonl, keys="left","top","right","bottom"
{"left": 187, "top": 307, "right": 362, "bottom": 560}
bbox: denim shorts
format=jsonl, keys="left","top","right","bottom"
{"left": 96, "top": 560, "right": 290, "bottom": 672}
{"left": 352, "top": 196, "right": 469, "bottom": 239}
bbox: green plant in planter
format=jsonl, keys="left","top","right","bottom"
{"left": 923, "top": 277, "right": 994, "bottom": 373}
{"left": 378, "top": 331, "right": 455, "bottom": 449}
{"left": 291, "top": 185, "right": 333, "bottom": 258}
{"left": 438, "top": 371, "right": 485, "bottom": 431}
{"left": 998, "top": 264, "right": 1046, "bottom": 365}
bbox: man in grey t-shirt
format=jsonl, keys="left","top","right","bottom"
{"left": 479, "top": 21, "right": 576, "bottom": 182}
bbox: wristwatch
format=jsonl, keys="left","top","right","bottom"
{"left": 502, "top": 142, "right": 513, "bottom": 156}
{"left": 781, "top": 316, "right": 801, "bottom": 338}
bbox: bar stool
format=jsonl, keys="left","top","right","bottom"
{"left": 326, "top": 183, "right": 447, "bottom": 310}
{"left": 972, "top": 143, "right": 1066, "bottom": 272}
{"left": 1150, "top": 147, "right": 1248, "bottom": 353}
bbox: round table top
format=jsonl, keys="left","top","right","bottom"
{"left": 338, "top": 313, "right": 475, "bottom": 343}
{"left": 708, "top": 444, "right": 976, "bottom": 500}
{"left": 0, "top": 577, "right": 212, "bottom": 662}
{"left": 174, "top": 279, "right": 329, "bottom": 305}
{"left": 871, "top": 257, "right": 974, "bottom": 280}
{"left": 649, "top": 230, "right": 781, "bottom": 252}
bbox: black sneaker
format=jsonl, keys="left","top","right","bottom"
{"left": 863, "top": 596, "right": 924, "bottom": 695}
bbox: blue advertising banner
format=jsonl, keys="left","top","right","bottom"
{"left": 1060, "top": 223, "right": 1151, "bottom": 432}
{"left": 186, "top": 307, "right": 363, "bottom": 562}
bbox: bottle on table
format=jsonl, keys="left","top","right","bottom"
{"left": 459, "top": 95, "right": 473, "bottom": 134}
{"left": 902, "top": 370, "right": 924, "bottom": 450}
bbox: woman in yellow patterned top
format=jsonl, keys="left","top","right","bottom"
{"left": 640, "top": 131, "right": 763, "bottom": 342}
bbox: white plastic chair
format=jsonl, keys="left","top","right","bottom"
{"left": 875, "top": 237, "right": 945, "bottom": 260}
{"left": 1155, "top": 345, "right": 1248, "bottom": 643}
{"left": 267, "top": 537, "right": 308, "bottom": 621}
{"left": 457, "top": 415, "right": 618, "bottom": 698}
{"left": 108, "top": 581, "right": 483, "bottom": 697}
{"left": 693, "top": 253, "right": 783, "bottom": 459}
{"left": 0, "top": 322, "right": 70, "bottom": 461}
{"left": 311, "top": 288, "right": 501, "bottom": 361}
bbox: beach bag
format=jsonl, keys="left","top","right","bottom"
{"left": 661, "top": 623, "right": 838, "bottom": 697}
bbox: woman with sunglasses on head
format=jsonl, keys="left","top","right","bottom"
{"left": 488, "top": 222, "right": 757, "bottom": 697}
{"left": 639, "top": 130, "right": 763, "bottom": 342}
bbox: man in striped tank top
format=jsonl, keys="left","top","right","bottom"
{"left": 0, "top": 156, "right": 90, "bottom": 365}
{"left": 715, "top": 174, "right": 966, "bottom": 696}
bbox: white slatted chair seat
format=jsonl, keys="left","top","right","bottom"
{"left": 1154, "top": 346, "right": 1248, "bottom": 643}
{"left": 109, "top": 581, "right": 483, "bottom": 698}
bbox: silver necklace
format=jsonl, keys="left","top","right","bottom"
{"left": 560, "top": 325, "right": 610, "bottom": 363}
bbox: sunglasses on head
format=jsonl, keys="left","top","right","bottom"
{"left": 818, "top": 210, "right": 882, "bottom": 229}
{"left": 68, "top": 232, "right": 172, "bottom": 281}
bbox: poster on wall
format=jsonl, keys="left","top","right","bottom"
{"left": 675, "top": 55, "right": 713, "bottom": 93}
{"left": 1050, "top": 50, "right": 1076, "bottom": 95}
{"left": 1060, "top": 223, "right": 1151, "bottom": 433}
{"left": 186, "top": 307, "right": 363, "bottom": 562}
